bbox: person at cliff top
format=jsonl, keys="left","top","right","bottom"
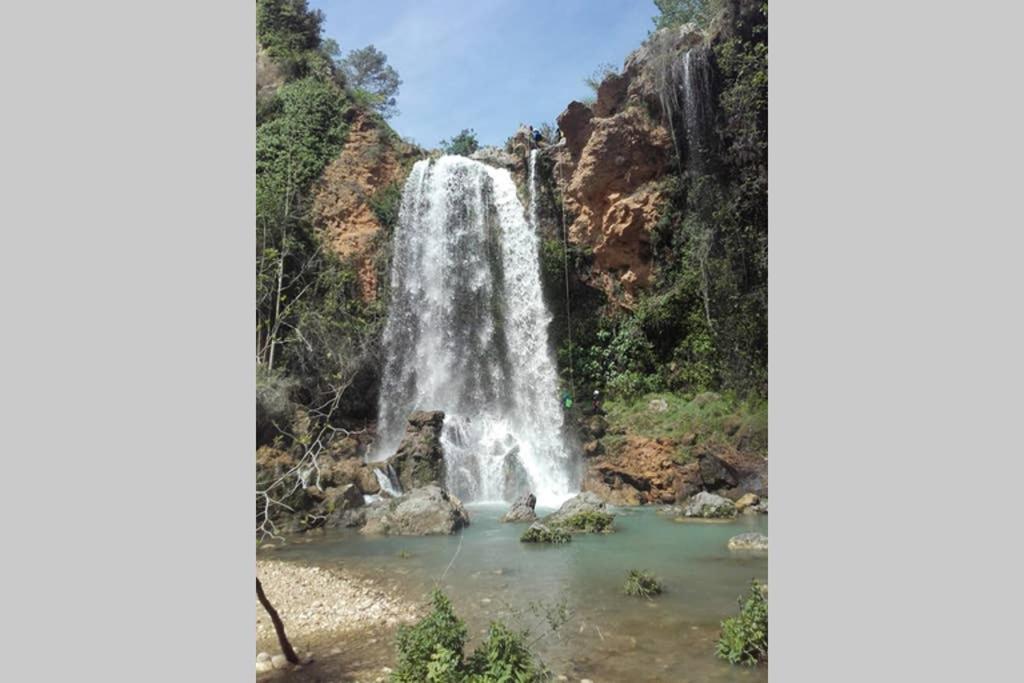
{"left": 532, "top": 127, "right": 543, "bottom": 143}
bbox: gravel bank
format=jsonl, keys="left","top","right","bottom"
{"left": 256, "top": 560, "right": 416, "bottom": 642}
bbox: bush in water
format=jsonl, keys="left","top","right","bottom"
{"left": 623, "top": 569, "right": 663, "bottom": 598}
{"left": 715, "top": 580, "right": 768, "bottom": 666}
{"left": 520, "top": 524, "right": 571, "bottom": 544}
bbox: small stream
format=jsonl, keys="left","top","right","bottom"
{"left": 260, "top": 505, "right": 767, "bottom": 682}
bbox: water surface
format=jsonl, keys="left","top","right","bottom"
{"left": 263, "top": 505, "right": 767, "bottom": 682}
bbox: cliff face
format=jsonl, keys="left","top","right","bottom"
{"left": 312, "top": 113, "right": 420, "bottom": 302}
{"left": 551, "top": 24, "right": 706, "bottom": 306}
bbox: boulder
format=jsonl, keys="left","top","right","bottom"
{"left": 361, "top": 485, "right": 470, "bottom": 536}
{"left": 501, "top": 447, "right": 532, "bottom": 501}
{"left": 544, "top": 492, "right": 611, "bottom": 526}
{"left": 385, "top": 411, "right": 446, "bottom": 491}
{"left": 727, "top": 532, "right": 768, "bottom": 551}
{"left": 734, "top": 493, "right": 760, "bottom": 512}
{"left": 500, "top": 492, "right": 538, "bottom": 523}
{"left": 679, "top": 491, "right": 736, "bottom": 518}
{"left": 696, "top": 447, "right": 768, "bottom": 498}
{"left": 321, "top": 484, "right": 365, "bottom": 524}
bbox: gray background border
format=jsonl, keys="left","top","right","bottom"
{"left": 1, "top": 1, "right": 1021, "bottom": 680}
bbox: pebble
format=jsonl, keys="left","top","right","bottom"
{"left": 256, "top": 661, "right": 273, "bottom": 673}
{"left": 271, "top": 654, "right": 289, "bottom": 669}
{"left": 256, "top": 652, "right": 270, "bottom": 663}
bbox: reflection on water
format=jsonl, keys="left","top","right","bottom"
{"left": 261, "top": 505, "right": 767, "bottom": 682}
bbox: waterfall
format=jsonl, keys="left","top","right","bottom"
{"left": 679, "top": 47, "right": 716, "bottom": 172}
{"left": 528, "top": 149, "right": 539, "bottom": 229}
{"left": 374, "top": 466, "right": 402, "bottom": 497}
{"left": 374, "top": 155, "right": 573, "bottom": 507}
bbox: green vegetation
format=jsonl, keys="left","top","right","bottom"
{"left": 651, "top": 0, "right": 722, "bottom": 31}
{"left": 520, "top": 524, "right": 572, "bottom": 544}
{"left": 555, "top": 510, "right": 614, "bottom": 533}
{"left": 340, "top": 45, "right": 402, "bottom": 118}
{"left": 559, "top": 4, "right": 768, "bottom": 402}
{"left": 392, "top": 591, "right": 550, "bottom": 682}
{"left": 583, "top": 62, "right": 618, "bottom": 93}
{"left": 623, "top": 569, "right": 664, "bottom": 598}
{"left": 716, "top": 580, "right": 768, "bottom": 666}
{"left": 440, "top": 128, "right": 480, "bottom": 156}
{"left": 256, "top": 0, "right": 411, "bottom": 452}
{"left": 601, "top": 392, "right": 766, "bottom": 461}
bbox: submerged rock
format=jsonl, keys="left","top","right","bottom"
{"left": 361, "top": 484, "right": 469, "bottom": 536}
{"left": 727, "top": 532, "right": 768, "bottom": 551}
{"left": 500, "top": 492, "right": 538, "bottom": 523}
{"left": 679, "top": 491, "right": 736, "bottom": 518}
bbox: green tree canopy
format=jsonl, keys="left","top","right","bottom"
{"left": 340, "top": 45, "right": 402, "bottom": 118}
{"left": 439, "top": 129, "right": 480, "bottom": 156}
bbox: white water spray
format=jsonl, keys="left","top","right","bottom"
{"left": 374, "top": 155, "right": 573, "bottom": 506}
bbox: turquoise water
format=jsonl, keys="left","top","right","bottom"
{"left": 263, "top": 505, "right": 767, "bottom": 682}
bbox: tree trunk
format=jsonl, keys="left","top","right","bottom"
{"left": 256, "top": 577, "right": 300, "bottom": 664}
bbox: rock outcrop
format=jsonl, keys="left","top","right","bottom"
{"left": 383, "top": 411, "right": 446, "bottom": 491}
{"left": 500, "top": 492, "right": 538, "bottom": 523}
{"left": 312, "top": 112, "right": 420, "bottom": 302}
{"left": 361, "top": 485, "right": 470, "bottom": 536}
{"left": 696, "top": 447, "right": 768, "bottom": 499}
{"left": 549, "top": 24, "right": 707, "bottom": 304}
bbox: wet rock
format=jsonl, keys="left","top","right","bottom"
{"left": 384, "top": 411, "right": 446, "bottom": 490}
{"left": 502, "top": 447, "right": 532, "bottom": 501}
{"left": 679, "top": 491, "right": 736, "bottom": 518}
{"left": 500, "top": 492, "right": 538, "bottom": 523}
{"left": 361, "top": 484, "right": 470, "bottom": 536}
{"left": 727, "top": 532, "right": 768, "bottom": 551}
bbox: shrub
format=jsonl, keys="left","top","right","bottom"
{"left": 393, "top": 591, "right": 546, "bottom": 682}
{"left": 557, "top": 510, "right": 614, "bottom": 533}
{"left": 715, "top": 580, "right": 768, "bottom": 666}
{"left": 624, "top": 569, "right": 663, "bottom": 598}
{"left": 520, "top": 524, "right": 571, "bottom": 544}
{"left": 439, "top": 129, "right": 480, "bottom": 156}
{"left": 393, "top": 591, "right": 468, "bottom": 682}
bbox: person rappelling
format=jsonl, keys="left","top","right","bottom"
{"left": 562, "top": 390, "right": 573, "bottom": 409}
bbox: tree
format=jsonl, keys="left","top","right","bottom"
{"left": 439, "top": 128, "right": 479, "bottom": 156}
{"left": 257, "top": 0, "right": 324, "bottom": 60}
{"left": 651, "top": 0, "right": 715, "bottom": 30}
{"left": 256, "top": 578, "right": 300, "bottom": 664}
{"left": 340, "top": 45, "right": 402, "bottom": 118}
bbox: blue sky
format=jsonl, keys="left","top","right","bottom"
{"left": 312, "top": 0, "right": 657, "bottom": 148}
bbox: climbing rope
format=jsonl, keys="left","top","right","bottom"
{"left": 557, "top": 154, "right": 577, "bottom": 402}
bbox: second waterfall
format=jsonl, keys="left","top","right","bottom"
{"left": 374, "top": 154, "right": 575, "bottom": 507}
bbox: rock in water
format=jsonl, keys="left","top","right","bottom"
{"left": 734, "top": 492, "right": 760, "bottom": 512}
{"left": 727, "top": 532, "right": 768, "bottom": 551}
{"left": 384, "top": 411, "right": 446, "bottom": 490}
{"left": 500, "top": 492, "right": 538, "bottom": 523}
{"left": 679, "top": 491, "right": 737, "bottom": 518}
{"left": 361, "top": 485, "right": 470, "bottom": 536}
{"left": 544, "top": 491, "right": 611, "bottom": 526}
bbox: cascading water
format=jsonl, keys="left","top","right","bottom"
{"left": 374, "top": 154, "right": 574, "bottom": 507}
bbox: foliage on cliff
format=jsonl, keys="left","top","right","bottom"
{"left": 559, "top": 1, "right": 768, "bottom": 400}
{"left": 256, "top": 0, "right": 405, "bottom": 441}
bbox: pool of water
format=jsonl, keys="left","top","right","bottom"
{"left": 261, "top": 505, "right": 767, "bottom": 682}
